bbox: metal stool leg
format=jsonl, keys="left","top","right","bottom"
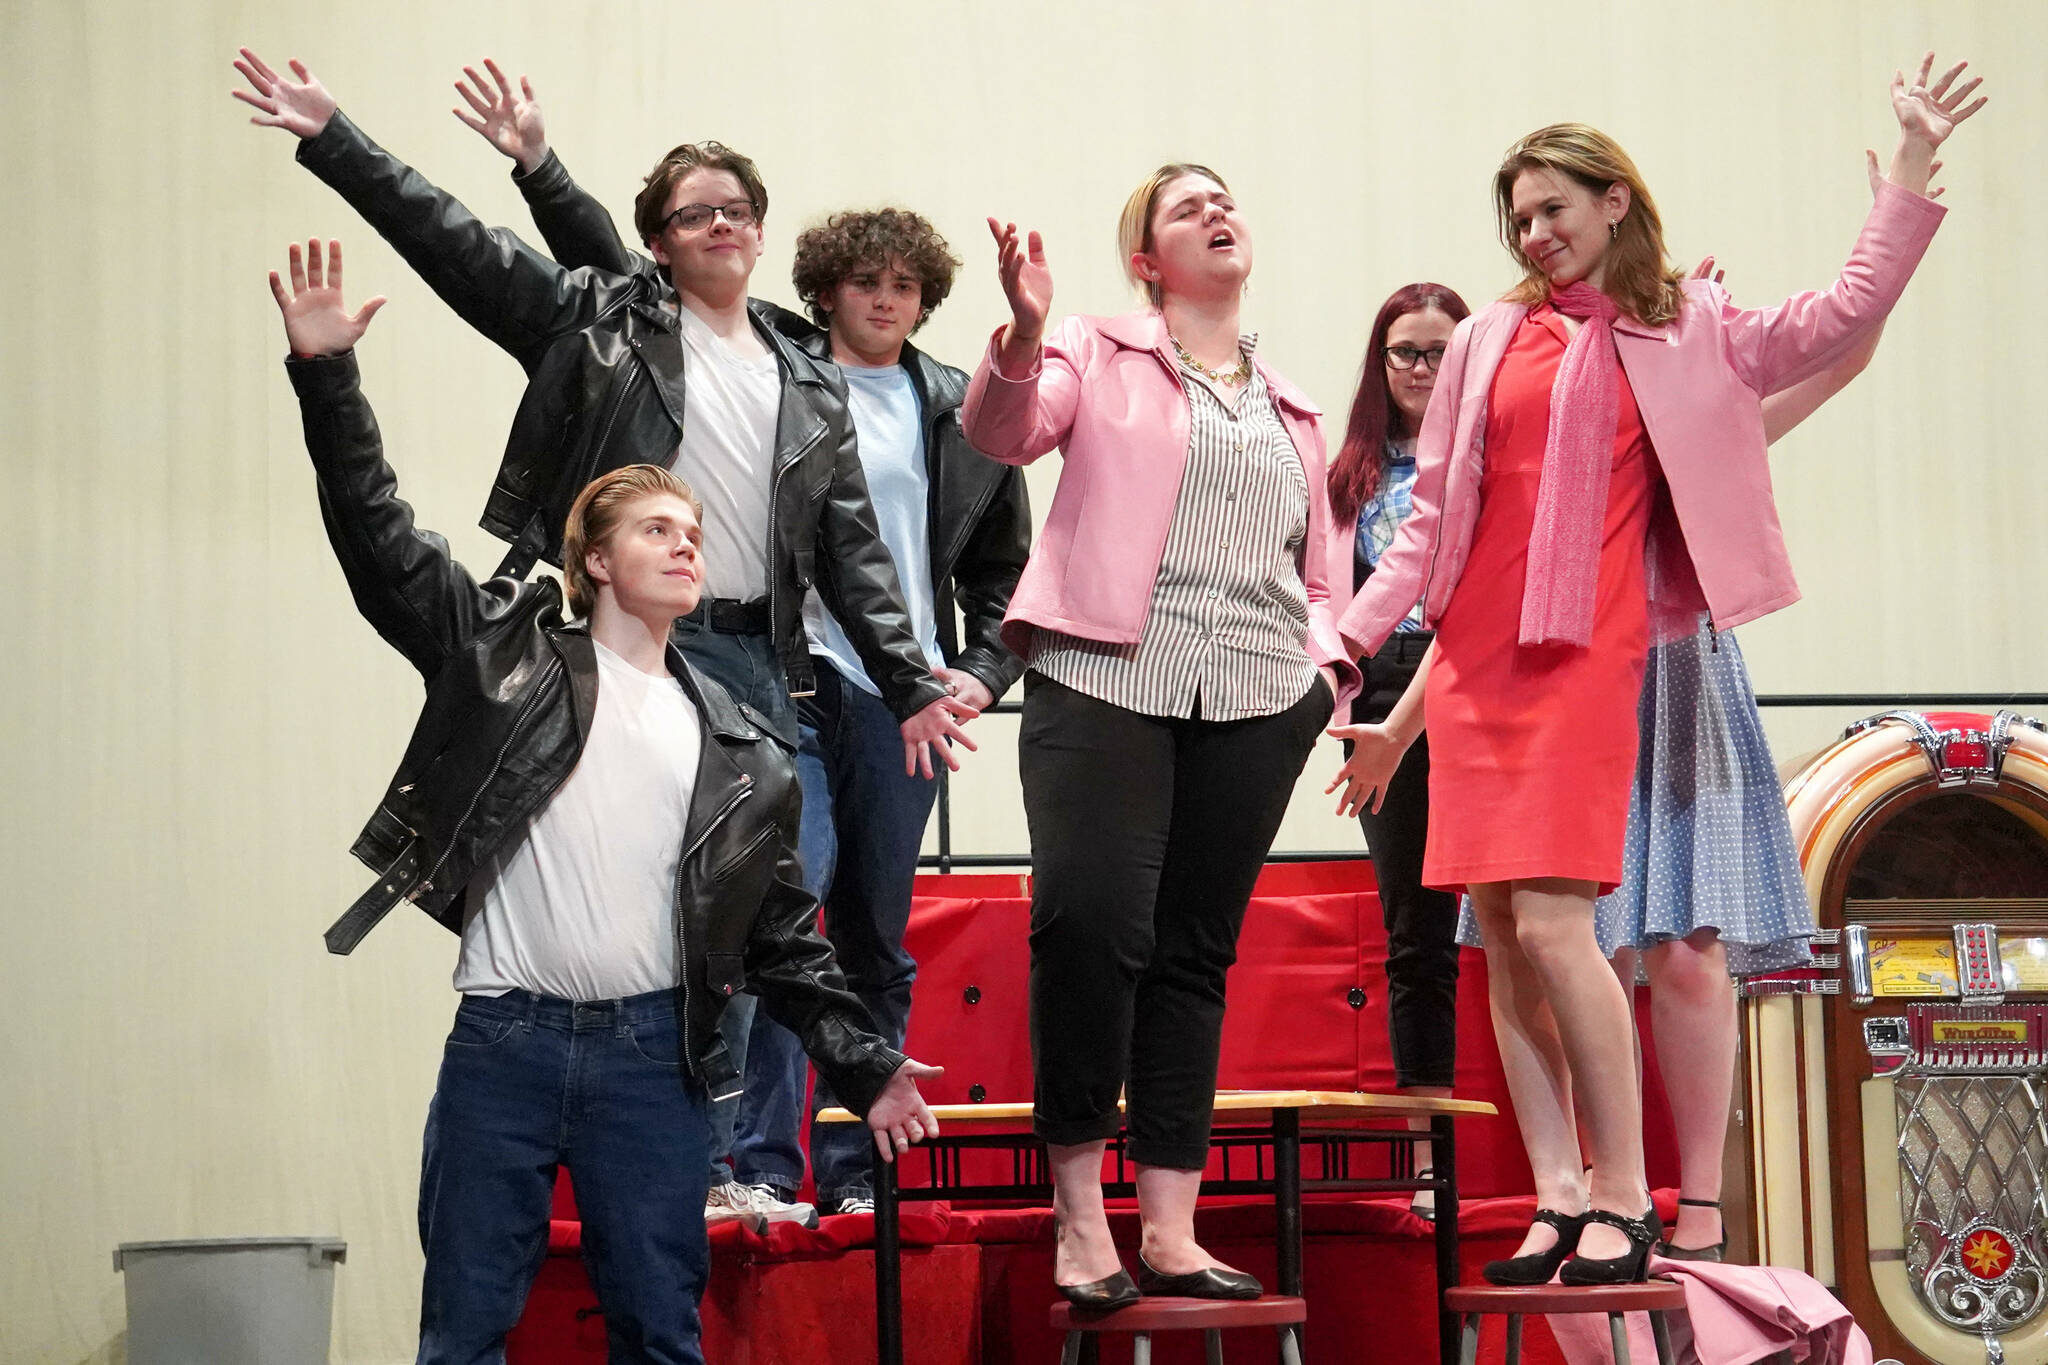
{"left": 1608, "top": 1312, "right": 1632, "bottom": 1364}
{"left": 1650, "top": 1310, "right": 1677, "bottom": 1365}
{"left": 1132, "top": 1331, "right": 1152, "bottom": 1365}
{"left": 1278, "top": 1323, "right": 1304, "bottom": 1365}
{"left": 1505, "top": 1313, "right": 1524, "bottom": 1364}
{"left": 1059, "top": 1331, "right": 1082, "bottom": 1365}
{"left": 1458, "top": 1313, "right": 1480, "bottom": 1365}
{"left": 1206, "top": 1327, "right": 1225, "bottom": 1365}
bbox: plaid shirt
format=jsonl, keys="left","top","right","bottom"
{"left": 1355, "top": 443, "right": 1427, "bottom": 633}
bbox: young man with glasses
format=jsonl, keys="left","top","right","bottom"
{"left": 443, "top": 63, "right": 1032, "bottom": 1221}
{"left": 232, "top": 50, "right": 974, "bottom": 770}
{"left": 265, "top": 236, "right": 940, "bottom": 1365}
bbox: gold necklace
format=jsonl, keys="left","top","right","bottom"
{"left": 1169, "top": 334, "right": 1252, "bottom": 387}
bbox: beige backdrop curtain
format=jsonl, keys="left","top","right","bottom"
{"left": 4, "top": 2, "right": 2040, "bottom": 1360}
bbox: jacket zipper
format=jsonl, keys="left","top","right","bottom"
{"left": 672, "top": 770, "right": 754, "bottom": 1071}
{"left": 415, "top": 657, "right": 563, "bottom": 896}
{"left": 767, "top": 423, "right": 827, "bottom": 696}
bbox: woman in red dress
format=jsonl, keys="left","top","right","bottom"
{"left": 1330, "top": 56, "right": 1978, "bottom": 1283}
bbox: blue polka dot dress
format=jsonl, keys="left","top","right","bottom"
{"left": 1457, "top": 618, "right": 1815, "bottom": 974}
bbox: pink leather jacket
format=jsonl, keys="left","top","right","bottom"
{"left": 1338, "top": 180, "right": 1946, "bottom": 658}
{"left": 962, "top": 310, "right": 1363, "bottom": 703}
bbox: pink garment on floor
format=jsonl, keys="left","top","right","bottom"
{"left": 1547, "top": 1257, "right": 1875, "bottom": 1365}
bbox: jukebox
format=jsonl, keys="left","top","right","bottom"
{"left": 1744, "top": 710, "right": 2048, "bottom": 1364}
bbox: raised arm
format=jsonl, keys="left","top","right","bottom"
{"left": 272, "top": 240, "right": 517, "bottom": 677}
{"left": 234, "top": 49, "right": 632, "bottom": 370}
{"left": 1706, "top": 145, "right": 1940, "bottom": 444}
{"left": 959, "top": 221, "right": 1085, "bottom": 462}
{"left": 1721, "top": 54, "right": 1980, "bottom": 397}
{"left": 450, "top": 59, "right": 652, "bottom": 281}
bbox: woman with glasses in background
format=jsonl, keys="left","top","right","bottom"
{"left": 1324, "top": 283, "right": 1471, "bottom": 1222}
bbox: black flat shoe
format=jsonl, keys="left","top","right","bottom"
{"left": 1055, "top": 1268, "right": 1142, "bottom": 1312}
{"left": 1659, "top": 1198, "right": 1726, "bottom": 1262}
{"left": 1559, "top": 1205, "right": 1663, "bottom": 1285}
{"left": 1483, "top": 1208, "right": 1585, "bottom": 1286}
{"left": 1135, "top": 1254, "right": 1262, "bottom": 1300}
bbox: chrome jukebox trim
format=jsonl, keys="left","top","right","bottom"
{"left": 1956, "top": 923, "right": 2008, "bottom": 1006}
{"left": 1894, "top": 1073, "right": 2048, "bottom": 1355}
{"left": 1848, "top": 924, "right": 1876, "bottom": 1006}
{"left": 1843, "top": 709, "right": 2039, "bottom": 791}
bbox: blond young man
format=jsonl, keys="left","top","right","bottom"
{"left": 270, "top": 237, "right": 937, "bottom": 1365}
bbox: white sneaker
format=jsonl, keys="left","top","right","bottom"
{"left": 742, "top": 1182, "right": 820, "bottom": 1230}
{"left": 705, "top": 1181, "right": 768, "bottom": 1233}
{"left": 825, "top": 1193, "right": 876, "bottom": 1217}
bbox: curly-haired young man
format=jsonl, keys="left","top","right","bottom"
{"left": 725, "top": 206, "right": 1032, "bottom": 1216}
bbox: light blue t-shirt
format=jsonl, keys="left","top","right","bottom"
{"left": 804, "top": 362, "right": 943, "bottom": 695}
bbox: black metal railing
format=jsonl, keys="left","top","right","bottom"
{"left": 920, "top": 692, "right": 2048, "bottom": 874}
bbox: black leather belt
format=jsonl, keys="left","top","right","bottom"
{"left": 1380, "top": 630, "right": 1435, "bottom": 665}
{"left": 689, "top": 597, "right": 772, "bottom": 634}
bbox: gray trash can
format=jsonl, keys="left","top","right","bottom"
{"left": 114, "top": 1236, "right": 346, "bottom": 1365}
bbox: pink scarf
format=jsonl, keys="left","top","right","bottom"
{"left": 1519, "top": 280, "right": 1621, "bottom": 647}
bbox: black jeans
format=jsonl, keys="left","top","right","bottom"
{"left": 1352, "top": 634, "right": 1461, "bottom": 1090}
{"left": 1019, "top": 672, "right": 1333, "bottom": 1170}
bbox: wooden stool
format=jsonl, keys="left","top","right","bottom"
{"left": 1050, "top": 1296, "right": 1306, "bottom": 1365}
{"left": 1442, "top": 1282, "right": 1686, "bottom": 1365}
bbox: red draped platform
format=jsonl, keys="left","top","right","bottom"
{"left": 509, "top": 862, "right": 1682, "bottom": 1363}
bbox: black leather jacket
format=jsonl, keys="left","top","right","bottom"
{"left": 509, "top": 150, "right": 1032, "bottom": 701}
{"left": 291, "top": 352, "right": 905, "bottom": 1115}
{"left": 294, "top": 112, "right": 945, "bottom": 722}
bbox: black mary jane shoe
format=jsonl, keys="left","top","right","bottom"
{"left": 1136, "top": 1253, "right": 1263, "bottom": 1300}
{"left": 1055, "top": 1268, "right": 1142, "bottom": 1313}
{"left": 1559, "top": 1205, "right": 1664, "bottom": 1286}
{"left": 1482, "top": 1208, "right": 1585, "bottom": 1286}
{"left": 1658, "top": 1197, "right": 1727, "bottom": 1263}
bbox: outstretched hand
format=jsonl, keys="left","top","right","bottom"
{"left": 232, "top": 48, "right": 336, "bottom": 139}
{"left": 867, "top": 1058, "right": 943, "bottom": 1163}
{"left": 1324, "top": 722, "right": 1414, "bottom": 819}
{"left": 1890, "top": 53, "right": 1986, "bottom": 151}
{"left": 986, "top": 218, "right": 1053, "bottom": 343}
{"left": 901, "top": 693, "right": 980, "bottom": 780}
{"left": 269, "top": 239, "right": 387, "bottom": 358}
{"left": 453, "top": 59, "right": 548, "bottom": 175}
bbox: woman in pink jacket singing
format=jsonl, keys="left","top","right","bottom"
{"left": 1331, "top": 55, "right": 1981, "bottom": 1285}
{"left": 964, "top": 166, "right": 1357, "bottom": 1310}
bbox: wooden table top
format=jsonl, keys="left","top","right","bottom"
{"left": 815, "top": 1088, "right": 1497, "bottom": 1127}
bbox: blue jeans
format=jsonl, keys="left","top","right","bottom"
{"left": 417, "top": 990, "right": 712, "bottom": 1365}
{"left": 732, "top": 660, "right": 936, "bottom": 1204}
{"left": 667, "top": 610, "right": 795, "bottom": 1185}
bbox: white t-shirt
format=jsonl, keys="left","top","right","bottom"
{"left": 803, "top": 361, "right": 943, "bottom": 694}
{"left": 671, "top": 306, "right": 780, "bottom": 602}
{"left": 454, "top": 640, "right": 704, "bottom": 1000}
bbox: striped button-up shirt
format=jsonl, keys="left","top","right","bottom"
{"left": 1030, "top": 346, "right": 1319, "bottom": 720}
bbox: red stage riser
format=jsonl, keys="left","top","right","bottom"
{"left": 516, "top": 864, "right": 1680, "bottom": 1362}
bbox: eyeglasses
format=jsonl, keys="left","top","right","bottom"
{"left": 663, "top": 200, "right": 759, "bottom": 233}
{"left": 1383, "top": 345, "right": 1447, "bottom": 372}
